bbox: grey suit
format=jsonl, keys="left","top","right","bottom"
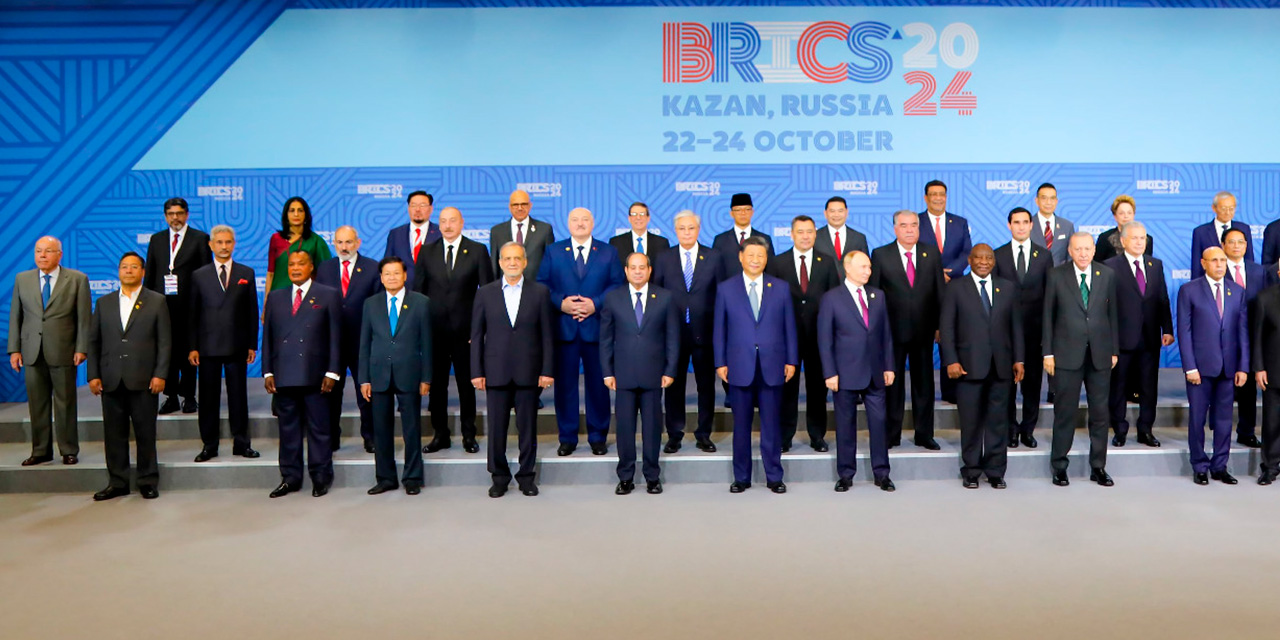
{"left": 8, "top": 267, "right": 91, "bottom": 457}
{"left": 814, "top": 225, "right": 869, "bottom": 277}
{"left": 1028, "top": 214, "right": 1075, "bottom": 266}
{"left": 87, "top": 288, "right": 171, "bottom": 489}
{"left": 490, "top": 216, "right": 555, "bottom": 280}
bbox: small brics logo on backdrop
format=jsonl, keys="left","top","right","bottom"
{"left": 197, "top": 185, "right": 243, "bottom": 201}
{"left": 357, "top": 184, "right": 404, "bottom": 199}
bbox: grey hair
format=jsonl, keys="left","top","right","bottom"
{"left": 210, "top": 224, "right": 235, "bottom": 239}
{"left": 498, "top": 241, "right": 526, "bottom": 258}
{"left": 673, "top": 210, "right": 700, "bottom": 225}
{"left": 892, "top": 209, "right": 918, "bottom": 224}
{"left": 1213, "top": 191, "right": 1236, "bottom": 207}
{"left": 1119, "top": 220, "right": 1147, "bottom": 237}
{"left": 1069, "top": 231, "right": 1094, "bottom": 245}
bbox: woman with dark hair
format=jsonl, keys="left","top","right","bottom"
{"left": 266, "top": 196, "right": 332, "bottom": 292}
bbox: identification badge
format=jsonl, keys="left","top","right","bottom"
{"left": 163, "top": 274, "right": 179, "bottom": 295}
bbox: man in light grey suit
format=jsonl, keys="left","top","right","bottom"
{"left": 8, "top": 236, "right": 91, "bottom": 466}
{"left": 1028, "top": 183, "right": 1075, "bottom": 266}
{"left": 490, "top": 189, "right": 555, "bottom": 279}
{"left": 87, "top": 252, "right": 170, "bottom": 501}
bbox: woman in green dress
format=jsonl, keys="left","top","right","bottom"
{"left": 266, "top": 196, "right": 332, "bottom": 292}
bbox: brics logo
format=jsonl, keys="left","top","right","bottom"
{"left": 517, "top": 182, "right": 562, "bottom": 198}
{"left": 675, "top": 181, "right": 721, "bottom": 196}
{"left": 197, "top": 185, "right": 243, "bottom": 201}
{"left": 357, "top": 184, "right": 404, "bottom": 199}
{"left": 833, "top": 181, "right": 878, "bottom": 195}
{"left": 663, "top": 21, "right": 894, "bottom": 84}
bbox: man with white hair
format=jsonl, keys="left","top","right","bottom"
{"left": 1190, "top": 191, "right": 1254, "bottom": 279}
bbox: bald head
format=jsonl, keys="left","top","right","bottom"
{"left": 567, "top": 207, "right": 594, "bottom": 243}
{"left": 34, "top": 236, "right": 62, "bottom": 272}
{"left": 509, "top": 190, "right": 532, "bottom": 222}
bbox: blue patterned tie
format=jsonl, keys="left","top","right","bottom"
{"left": 635, "top": 291, "right": 644, "bottom": 327}
{"left": 41, "top": 274, "right": 51, "bottom": 308}
{"left": 575, "top": 246, "right": 586, "bottom": 278}
{"left": 748, "top": 282, "right": 760, "bottom": 321}
{"left": 682, "top": 251, "right": 693, "bottom": 323}
{"left": 389, "top": 296, "right": 399, "bottom": 334}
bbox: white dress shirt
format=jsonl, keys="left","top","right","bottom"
{"left": 213, "top": 258, "right": 234, "bottom": 289}
{"left": 441, "top": 238, "right": 461, "bottom": 268}
{"left": 409, "top": 221, "right": 430, "bottom": 252}
{"left": 679, "top": 244, "right": 700, "bottom": 265}
{"left": 502, "top": 276, "right": 524, "bottom": 326}
{"left": 571, "top": 237, "right": 593, "bottom": 263}
{"left": 1011, "top": 238, "right": 1034, "bottom": 267}
{"left": 510, "top": 217, "right": 533, "bottom": 243}
{"left": 1037, "top": 214, "right": 1057, "bottom": 244}
{"left": 1126, "top": 252, "right": 1146, "bottom": 283}
{"left": 266, "top": 279, "right": 339, "bottom": 380}
{"left": 1216, "top": 220, "right": 1232, "bottom": 246}
{"left": 971, "top": 271, "right": 993, "bottom": 299}
{"left": 793, "top": 248, "right": 814, "bottom": 277}
{"left": 897, "top": 242, "right": 919, "bottom": 273}
{"left": 631, "top": 231, "right": 650, "bottom": 254}
{"left": 843, "top": 280, "right": 867, "bottom": 303}
{"left": 385, "top": 287, "right": 405, "bottom": 316}
{"left": 742, "top": 272, "right": 763, "bottom": 296}
{"left": 118, "top": 286, "right": 141, "bottom": 330}
{"left": 629, "top": 283, "right": 649, "bottom": 315}
{"left": 1227, "top": 258, "right": 1247, "bottom": 288}
{"left": 1073, "top": 263, "right": 1093, "bottom": 292}
{"left": 927, "top": 213, "right": 946, "bottom": 249}
{"left": 37, "top": 266, "right": 60, "bottom": 298}
{"left": 168, "top": 224, "right": 188, "bottom": 271}
{"left": 733, "top": 225, "right": 753, "bottom": 243}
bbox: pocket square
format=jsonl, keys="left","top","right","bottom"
{"left": 237, "top": 278, "right": 249, "bottom": 285}
{"left": 312, "top": 304, "right": 321, "bottom": 309}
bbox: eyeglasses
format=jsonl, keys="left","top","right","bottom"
{"left": 510, "top": 202, "right": 531, "bottom": 208}
{"left": 629, "top": 212, "right": 649, "bottom": 218}
{"left": 731, "top": 206, "right": 752, "bottom": 213}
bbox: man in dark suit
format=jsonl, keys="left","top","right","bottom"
{"left": 714, "top": 236, "right": 798, "bottom": 494}
{"left": 609, "top": 201, "right": 670, "bottom": 267}
{"left": 414, "top": 206, "right": 493, "bottom": 454}
{"left": 1262, "top": 217, "right": 1280, "bottom": 268}
{"left": 87, "top": 252, "right": 170, "bottom": 500}
{"left": 711, "top": 193, "right": 774, "bottom": 279}
{"left": 1250, "top": 261, "right": 1280, "bottom": 485}
{"left": 1094, "top": 195, "right": 1154, "bottom": 263}
{"left": 993, "top": 208, "right": 1053, "bottom": 449}
{"left": 8, "top": 235, "right": 91, "bottom": 466}
{"left": 187, "top": 225, "right": 259, "bottom": 462}
{"left": 818, "top": 251, "right": 896, "bottom": 492}
{"left": 383, "top": 190, "right": 441, "bottom": 286}
{"left": 472, "top": 242, "right": 555, "bottom": 497}
{"left": 538, "top": 207, "right": 625, "bottom": 456}
{"left": 1043, "top": 232, "right": 1119, "bottom": 487}
{"left": 652, "top": 210, "right": 723, "bottom": 453}
{"left": 941, "top": 245, "right": 1024, "bottom": 489}
{"left": 1190, "top": 191, "right": 1254, "bottom": 279}
{"left": 1028, "top": 183, "right": 1075, "bottom": 266}
{"left": 143, "top": 197, "right": 211, "bottom": 415}
{"left": 869, "top": 210, "right": 945, "bottom": 450}
{"left": 490, "top": 189, "right": 554, "bottom": 280}
{"left": 1179, "top": 246, "right": 1249, "bottom": 485}
{"left": 315, "top": 225, "right": 382, "bottom": 453}
{"left": 768, "top": 215, "right": 840, "bottom": 452}
{"left": 601, "top": 252, "right": 680, "bottom": 495}
{"left": 1223, "top": 227, "right": 1266, "bottom": 449}
{"left": 261, "top": 251, "right": 341, "bottom": 498}
{"left": 814, "top": 196, "right": 869, "bottom": 279}
{"left": 1104, "top": 221, "right": 1173, "bottom": 448}
{"left": 360, "top": 256, "right": 432, "bottom": 495}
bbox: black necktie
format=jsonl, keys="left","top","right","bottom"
{"left": 446, "top": 244, "right": 455, "bottom": 276}
{"left": 219, "top": 264, "right": 228, "bottom": 290}
{"left": 1016, "top": 245, "right": 1026, "bottom": 282}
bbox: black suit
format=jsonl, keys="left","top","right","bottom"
{"left": 609, "top": 231, "right": 670, "bottom": 267}
{"left": 814, "top": 225, "right": 869, "bottom": 277}
{"left": 940, "top": 275, "right": 1023, "bottom": 480}
{"left": 87, "top": 288, "right": 170, "bottom": 490}
{"left": 1104, "top": 255, "right": 1172, "bottom": 441}
{"left": 869, "top": 242, "right": 945, "bottom": 445}
{"left": 489, "top": 216, "right": 554, "bottom": 280}
{"left": 414, "top": 237, "right": 493, "bottom": 443}
{"left": 1094, "top": 228, "right": 1154, "bottom": 263}
{"left": 1043, "top": 262, "right": 1120, "bottom": 473}
{"left": 143, "top": 226, "right": 211, "bottom": 402}
{"left": 1251, "top": 284, "right": 1280, "bottom": 475}
{"left": 188, "top": 261, "right": 258, "bottom": 453}
{"left": 652, "top": 244, "right": 723, "bottom": 442}
{"left": 767, "top": 248, "right": 840, "bottom": 445}
{"left": 992, "top": 241, "right": 1053, "bottom": 438}
{"left": 315, "top": 253, "right": 383, "bottom": 449}
{"left": 711, "top": 228, "right": 773, "bottom": 278}
{"left": 471, "top": 278, "right": 555, "bottom": 489}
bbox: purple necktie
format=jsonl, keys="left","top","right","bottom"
{"left": 857, "top": 289, "right": 870, "bottom": 327}
{"left": 1215, "top": 282, "right": 1223, "bottom": 319}
{"left": 1235, "top": 265, "right": 1245, "bottom": 289}
{"left": 1134, "top": 260, "right": 1146, "bottom": 296}
{"left": 905, "top": 251, "right": 916, "bottom": 287}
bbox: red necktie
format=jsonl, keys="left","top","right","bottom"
{"left": 799, "top": 255, "right": 809, "bottom": 294}
{"left": 292, "top": 288, "right": 302, "bottom": 315}
{"left": 341, "top": 260, "right": 351, "bottom": 297}
{"left": 934, "top": 216, "right": 943, "bottom": 250}
{"left": 1044, "top": 220, "right": 1053, "bottom": 249}
{"left": 1235, "top": 265, "right": 1244, "bottom": 289}
{"left": 171, "top": 232, "right": 179, "bottom": 253}
{"left": 412, "top": 228, "right": 422, "bottom": 263}
{"left": 833, "top": 230, "right": 841, "bottom": 260}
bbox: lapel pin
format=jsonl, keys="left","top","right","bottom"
{"left": 922, "top": 252, "right": 928, "bottom": 258}
{"left": 565, "top": 247, "right": 571, "bottom": 252}
{"left": 651, "top": 293, "right": 657, "bottom": 299}
{"left": 403, "top": 303, "right": 409, "bottom": 309}
{"left": 309, "top": 298, "right": 315, "bottom": 304}
{"left": 767, "top": 282, "right": 772, "bottom": 288}
{"left": 698, "top": 255, "right": 703, "bottom": 260}
{"left": 870, "top": 293, "right": 876, "bottom": 299}
{"left": 356, "top": 267, "right": 362, "bottom": 273}
{"left": 995, "top": 288, "right": 1000, "bottom": 293}
{"left": 463, "top": 249, "right": 468, "bottom": 254}
{"left": 1033, "top": 251, "right": 1039, "bottom": 258}
{"left": 1095, "top": 271, "right": 1101, "bottom": 276}
{"left": 134, "top": 303, "right": 141, "bottom": 310}
{"left": 816, "top": 256, "right": 822, "bottom": 262}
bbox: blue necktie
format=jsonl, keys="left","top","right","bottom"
{"left": 748, "top": 282, "right": 760, "bottom": 321}
{"left": 41, "top": 274, "right": 51, "bottom": 308}
{"left": 389, "top": 296, "right": 399, "bottom": 334}
{"left": 635, "top": 291, "right": 644, "bottom": 327}
{"left": 575, "top": 246, "right": 586, "bottom": 278}
{"left": 636, "top": 236, "right": 644, "bottom": 255}
{"left": 682, "top": 251, "right": 693, "bottom": 323}
{"left": 979, "top": 279, "right": 991, "bottom": 315}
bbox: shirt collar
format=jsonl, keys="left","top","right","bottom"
{"left": 1206, "top": 275, "right": 1225, "bottom": 287}
{"left": 572, "top": 237, "right": 592, "bottom": 253}
{"left": 292, "top": 279, "right": 313, "bottom": 297}
{"left": 385, "top": 287, "right": 405, "bottom": 301}
{"left": 214, "top": 257, "right": 233, "bottom": 269}
{"left": 40, "top": 265, "right": 60, "bottom": 278}
{"left": 843, "top": 279, "right": 865, "bottom": 300}
{"left": 1073, "top": 263, "right": 1091, "bottom": 278}
{"left": 1125, "top": 252, "right": 1144, "bottom": 264}
{"left": 1227, "top": 258, "right": 1245, "bottom": 271}
{"left": 733, "top": 225, "right": 752, "bottom": 237}
{"left": 502, "top": 276, "right": 524, "bottom": 290}
{"left": 970, "top": 271, "right": 990, "bottom": 288}
{"left": 410, "top": 220, "right": 429, "bottom": 232}
{"left": 442, "top": 236, "right": 461, "bottom": 249}
{"left": 897, "top": 242, "right": 916, "bottom": 256}
{"left": 743, "top": 272, "right": 763, "bottom": 288}
{"left": 119, "top": 286, "right": 140, "bottom": 302}
{"left": 340, "top": 252, "right": 358, "bottom": 264}
{"left": 795, "top": 247, "right": 813, "bottom": 263}
{"left": 170, "top": 225, "right": 188, "bottom": 237}
{"left": 629, "top": 282, "right": 649, "bottom": 297}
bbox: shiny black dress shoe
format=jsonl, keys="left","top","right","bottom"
{"left": 158, "top": 396, "right": 181, "bottom": 415}
{"left": 182, "top": 398, "right": 198, "bottom": 414}
{"left": 963, "top": 477, "right": 979, "bottom": 489}
{"left": 590, "top": 442, "right": 608, "bottom": 456}
{"left": 987, "top": 477, "right": 1007, "bottom": 490}
{"left": 1211, "top": 470, "right": 1238, "bottom": 485}
{"left": 915, "top": 438, "right": 941, "bottom": 451}
{"left": 93, "top": 486, "right": 130, "bottom": 501}
{"left": 21, "top": 455, "right": 53, "bottom": 466}
{"left": 1193, "top": 472, "right": 1209, "bottom": 485}
{"left": 874, "top": 476, "right": 896, "bottom": 492}
{"left": 663, "top": 439, "right": 681, "bottom": 453}
{"left": 810, "top": 437, "right": 829, "bottom": 453}
{"left": 557, "top": 443, "right": 576, "bottom": 456}
{"left": 234, "top": 448, "right": 260, "bottom": 459}
{"left": 1090, "top": 468, "right": 1114, "bottom": 487}
{"left": 404, "top": 482, "right": 421, "bottom": 495}
{"left": 311, "top": 481, "right": 331, "bottom": 497}
{"left": 695, "top": 437, "right": 717, "bottom": 453}
{"left": 488, "top": 483, "right": 508, "bottom": 498}
{"left": 364, "top": 442, "right": 375, "bottom": 454}
{"left": 139, "top": 485, "right": 159, "bottom": 500}
{"left": 194, "top": 449, "right": 217, "bottom": 462}
{"left": 1019, "top": 433, "right": 1038, "bottom": 448}
{"left": 1258, "top": 472, "right": 1275, "bottom": 486}
{"left": 781, "top": 442, "right": 791, "bottom": 453}
{"left": 834, "top": 478, "right": 852, "bottom": 492}
{"left": 1112, "top": 433, "right": 1126, "bottom": 447}
{"left": 269, "top": 482, "right": 300, "bottom": 498}
{"left": 423, "top": 439, "right": 451, "bottom": 453}
{"left": 463, "top": 439, "right": 480, "bottom": 454}
{"left": 615, "top": 480, "right": 635, "bottom": 495}
{"left": 646, "top": 481, "right": 663, "bottom": 494}
{"left": 1008, "top": 434, "right": 1020, "bottom": 449}
{"left": 368, "top": 482, "right": 398, "bottom": 495}
{"left": 62, "top": 454, "right": 78, "bottom": 465}
{"left": 1052, "top": 471, "right": 1070, "bottom": 487}
{"left": 767, "top": 481, "right": 786, "bottom": 494}
{"left": 1238, "top": 434, "right": 1262, "bottom": 448}
{"left": 521, "top": 485, "right": 539, "bottom": 497}
{"left": 1136, "top": 433, "right": 1161, "bottom": 447}
{"left": 729, "top": 481, "right": 750, "bottom": 493}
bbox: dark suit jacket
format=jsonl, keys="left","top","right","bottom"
{"left": 1250, "top": 283, "right": 1280, "bottom": 378}
{"left": 711, "top": 227, "right": 774, "bottom": 278}
{"left": 940, "top": 275, "right": 1024, "bottom": 380}
{"left": 814, "top": 224, "right": 869, "bottom": 277}
{"left": 609, "top": 231, "right": 670, "bottom": 267}
{"left": 868, "top": 242, "right": 945, "bottom": 346}
{"left": 413, "top": 237, "right": 493, "bottom": 336}
{"left": 1042, "top": 262, "right": 1119, "bottom": 370}
{"left": 87, "top": 288, "right": 171, "bottom": 392}
{"left": 490, "top": 216, "right": 554, "bottom": 279}
{"left": 1178, "top": 277, "right": 1249, "bottom": 377}
{"left": 713, "top": 273, "right": 798, "bottom": 387}
{"left": 1094, "top": 228, "right": 1153, "bottom": 263}
{"left": 383, "top": 221, "right": 441, "bottom": 285}
{"left": 652, "top": 244, "right": 723, "bottom": 346}
{"left": 1190, "top": 220, "right": 1255, "bottom": 279}
{"left": 315, "top": 253, "right": 383, "bottom": 369}
{"left": 188, "top": 261, "right": 258, "bottom": 357}
{"left": 599, "top": 285, "right": 680, "bottom": 389}
{"left": 261, "top": 282, "right": 341, "bottom": 388}
{"left": 470, "top": 278, "right": 555, "bottom": 387}
{"left": 1263, "top": 219, "right": 1280, "bottom": 267}
{"left": 767, "top": 249, "right": 840, "bottom": 344}
{"left": 992, "top": 241, "right": 1052, "bottom": 343}
{"left": 917, "top": 211, "right": 973, "bottom": 277}
{"left": 1104, "top": 255, "right": 1173, "bottom": 352}
{"left": 817, "top": 284, "right": 893, "bottom": 391}
{"left": 8, "top": 267, "right": 91, "bottom": 364}
{"left": 358, "top": 290, "right": 432, "bottom": 392}
{"left": 537, "top": 238, "right": 625, "bottom": 343}
{"left": 1027, "top": 214, "right": 1075, "bottom": 265}
{"left": 143, "top": 226, "right": 212, "bottom": 330}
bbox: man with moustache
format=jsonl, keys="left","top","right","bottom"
{"left": 992, "top": 207, "right": 1053, "bottom": 448}
{"left": 383, "top": 190, "right": 441, "bottom": 286}
{"left": 144, "top": 197, "right": 211, "bottom": 415}
{"left": 814, "top": 196, "right": 868, "bottom": 278}
{"left": 490, "top": 189, "right": 554, "bottom": 280}
{"left": 609, "top": 201, "right": 670, "bottom": 267}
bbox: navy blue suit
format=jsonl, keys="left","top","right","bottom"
{"left": 359, "top": 290, "right": 432, "bottom": 487}
{"left": 188, "top": 261, "right": 258, "bottom": 454}
{"left": 383, "top": 222, "right": 441, "bottom": 285}
{"left": 1262, "top": 219, "right": 1280, "bottom": 267}
{"left": 652, "top": 244, "right": 723, "bottom": 442}
{"left": 713, "top": 273, "right": 798, "bottom": 485}
{"left": 1190, "top": 220, "right": 1254, "bottom": 279}
{"left": 1229, "top": 260, "right": 1266, "bottom": 441}
{"left": 1104, "top": 254, "right": 1172, "bottom": 441}
{"left": 600, "top": 285, "right": 680, "bottom": 483}
{"left": 917, "top": 211, "right": 973, "bottom": 278}
{"left": 817, "top": 283, "right": 894, "bottom": 482}
{"left": 711, "top": 228, "right": 774, "bottom": 278}
{"left": 261, "top": 282, "right": 341, "bottom": 487}
{"left": 1178, "top": 276, "right": 1249, "bottom": 474}
{"left": 537, "top": 238, "right": 626, "bottom": 445}
{"left": 315, "top": 253, "right": 383, "bottom": 449}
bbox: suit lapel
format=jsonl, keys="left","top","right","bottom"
{"left": 122, "top": 292, "right": 141, "bottom": 334}
{"left": 513, "top": 281, "right": 535, "bottom": 328}
{"left": 45, "top": 270, "right": 70, "bottom": 309}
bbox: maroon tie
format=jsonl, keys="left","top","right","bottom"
{"left": 1044, "top": 220, "right": 1053, "bottom": 249}
{"left": 516, "top": 222, "right": 525, "bottom": 246}
{"left": 799, "top": 255, "right": 809, "bottom": 294}
{"left": 292, "top": 288, "right": 302, "bottom": 315}
{"left": 739, "top": 231, "right": 746, "bottom": 245}
{"left": 857, "top": 288, "right": 870, "bottom": 326}
{"left": 905, "top": 251, "right": 916, "bottom": 287}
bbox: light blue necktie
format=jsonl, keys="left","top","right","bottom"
{"left": 682, "top": 251, "right": 693, "bottom": 323}
{"left": 748, "top": 281, "right": 760, "bottom": 321}
{"left": 389, "top": 296, "right": 399, "bottom": 334}
{"left": 636, "top": 235, "right": 644, "bottom": 255}
{"left": 41, "top": 274, "right": 51, "bottom": 308}
{"left": 635, "top": 291, "right": 644, "bottom": 327}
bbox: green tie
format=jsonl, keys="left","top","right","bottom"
{"left": 1079, "top": 273, "right": 1089, "bottom": 307}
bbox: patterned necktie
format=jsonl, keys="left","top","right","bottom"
{"left": 1017, "top": 245, "right": 1027, "bottom": 281}
{"left": 857, "top": 288, "right": 869, "bottom": 327}
{"left": 682, "top": 251, "right": 693, "bottom": 323}
{"left": 389, "top": 295, "right": 399, "bottom": 333}
{"left": 1045, "top": 220, "right": 1053, "bottom": 249}
{"left": 1215, "top": 282, "right": 1223, "bottom": 318}
{"left": 636, "top": 235, "right": 644, "bottom": 255}
{"left": 634, "top": 291, "right": 644, "bottom": 327}
{"left": 41, "top": 274, "right": 51, "bottom": 308}
{"left": 1134, "top": 259, "right": 1146, "bottom": 296}
{"left": 979, "top": 279, "right": 991, "bottom": 315}
{"left": 412, "top": 228, "right": 422, "bottom": 263}
{"left": 220, "top": 264, "right": 228, "bottom": 290}
{"left": 446, "top": 244, "right": 455, "bottom": 276}
{"left": 1235, "top": 265, "right": 1244, "bottom": 289}
{"left": 341, "top": 260, "right": 350, "bottom": 297}
{"left": 292, "top": 288, "right": 302, "bottom": 315}
{"left": 739, "top": 231, "right": 746, "bottom": 245}
{"left": 575, "top": 246, "right": 586, "bottom": 278}
{"left": 799, "top": 255, "right": 809, "bottom": 294}
{"left": 515, "top": 222, "right": 525, "bottom": 246}
{"left": 905, "top": 251, "right": 916, "bottom": 287}
{"left": 833, "top": 230, "right": 842, "bottom": 260}
{"left": 748, "top": 282, "right": 760, "bottom": 321}
{"left": 1080, "top": 273, "right": 1090, "bottom": 307}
